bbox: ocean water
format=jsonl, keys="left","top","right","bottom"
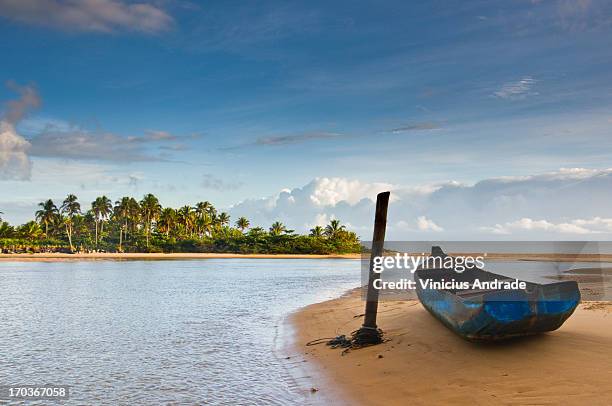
{"left": 0, "top": 259, "right": 361, "bottom": 405}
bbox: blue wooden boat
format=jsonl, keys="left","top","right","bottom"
{"left": 414, "top": 247, "right": 580, "bottom": 341}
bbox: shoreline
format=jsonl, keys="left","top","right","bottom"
{"left": 0, "top": 252, "right": 362, "bottom": 262}
{"left": 3, "top": 251, "right": 612, "bottom": 263}
{"left": 290, "top": 289, "right": 612, "bottom": 405}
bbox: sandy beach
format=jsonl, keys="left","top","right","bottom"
{"left": 0, "top": 252, "right": 362, "bottom": 262}
{"left": 291, "top": 289, "right": 612, "bottom": 405}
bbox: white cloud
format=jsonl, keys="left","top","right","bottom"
{"left": 0, "top": 0, "right": 173, "bottom": 34}
{"left": 0, "top": 82, "right": 39, "bottom": 180}
{"left": 395, "top": 216, "right": 445, "bottom": 233}
{"left": 482, "top": 216, "right": 612, "bottom": 235}
{"left": 494, "top": 77, "right": 538, "bottom": 100}
{"left": 416, "top": 216, "right": 444, "bottom": 232}
{"left": 308, "top": 213, "right": 329, "bottom": 228}
{"left": 229, "top": 177, "right": 390, "bottom": 232}
{"left": 0, "top": 122, "right": 31, "bottom": 180}
{"left": 572, "top": 217, "right": 612, "bottom": 230}
{"left": 481, "top": 218, "right": 591, "bottom": 235}
{"left": 229, "top": 168, "right": 612, "bottom": 239}
{"left": 307, "top": 177, "right": 393, "bottom": 206}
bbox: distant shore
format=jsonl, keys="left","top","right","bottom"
{"left": 0, "top": 252, "right": 362, "bottom": 262}
{"left": 4, "top": 251, "right": 612, "bottom": 263}
{"left": 290, "top": 289, "right": 612, "bottom": 405}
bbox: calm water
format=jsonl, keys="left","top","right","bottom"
{"left": 485, "top": 260, "right": 612, "bottom": 283}
{"left": 0, "top": 259, "right": 361, "bottom": 405}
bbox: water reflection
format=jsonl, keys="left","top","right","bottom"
{"left": 0, "top": 259, "right": 360, "bottom": 405}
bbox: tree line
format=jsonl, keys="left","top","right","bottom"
{"left": 0, "top": 194, "right": 360, "bottom": 254}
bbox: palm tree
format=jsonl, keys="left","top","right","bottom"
{"left": 324, "top": 219, "right": 345, "bottom": 239}
{"left": 158, "top": 207, "right": 177, "bottom": 237}
{"left": 127, "top": 198, "right": 140, "bottom": 233}
{"left": 113, "top": 197, "right": 135, "bottom": 251}
{"left": 49, "top": 213, "right": 63, "bottom": 238}
{"left": 140, "top": 194, "right": 162, "bottom": 247}
{"left": 35, "top": 199, "right": 59, "bottom": 237}
{"left": 195, "top": 201, "right": 212, "bottom": 215}
{"left": 309, "top": 225, "right": 324, "bottom": 238}
{"left": 218, "top": 212, "right": 230, "bottom": 228}
{"left": 78, "top": 212, "right": 95, "bottom": 241}
{"left": 198, "top": 214, "right": 213, "bottom": 237}
{"left": 61, "top": 194, "right": 81, "bottom": 251}
{"left": 178, "top": 205, "right": 194, "bottom": 237}
{"left": 18, "top": 221, "right": 44, "bottom": 240}
{"left": 91, "top": 196, "right": 112, "bottom": 245}
{"left": 0, "top": 221, "right": 13, "bottom": 238}
{"left": 194, "top": 201, "right": 212, "bottom": 235}
{"left": 236, "top": 217, "right": 250, "bottom": 233}
{"left": 269, "top": 221, "right": 286, "bottom": 236}
{"left": 207, "top": 205, "right": 217, "bottom": 218}
{"left": 248, "top": 226, "right": 265, "bottom": 235}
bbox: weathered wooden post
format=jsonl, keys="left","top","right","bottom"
{"left": 356, "top": 191, "right": 390, "bottom": 344}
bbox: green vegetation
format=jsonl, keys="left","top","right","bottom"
{"left": 0, "top": 195, "right": 360, "bottom": 254}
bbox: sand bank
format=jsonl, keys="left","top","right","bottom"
{"left": 291, "top": 290, "right": 612, "bottom": 405}
{"left": 0, "top": 252, "right": 361, "bottom": 262}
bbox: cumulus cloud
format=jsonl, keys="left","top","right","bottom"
{"left": 229, "top": 168, "right": 612, "bottom": 239}
{"left": 482, "top": 216, "right": 612, "bottom": 235}
{"left": 494, "top": 77, "right": 538, "bottom": 100}
{"left": 416, "top": 216, "right": 444, "bottom": 232}
{"left": 0, "top": 82, "right": 39, "bottom": 180}
{"left": 229, "top": 177, "right": 392, "bottom": 232}
{"left": 395, "top": 216, "right": 445, "bottom": 233}
{"left": 0, "top": 122, "right": 31, "bottom": 180}
{"left": 0, "top": 0, "right": 173, "bottom": 34}
{"left": 307, "top": 177, "right": 394, "bottom": 206}
{"left": 482, "top": 218, "right": 589, "bottom": 235}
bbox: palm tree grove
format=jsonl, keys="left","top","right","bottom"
{"left": 0, "top": 194, "right": 361, "bottom": 254}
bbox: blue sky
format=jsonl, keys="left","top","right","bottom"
{"left": 1, "top": 0, "right": 612, "bottom": 238}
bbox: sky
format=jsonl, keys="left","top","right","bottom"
{"left": 1, "top": 0, "right": 612, "bottom": 239}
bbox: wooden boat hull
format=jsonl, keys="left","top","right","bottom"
{"left": 414, "top": 266, "right": 580, "bottom": 341}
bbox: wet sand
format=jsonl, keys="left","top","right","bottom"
{"left": 0, "top": 252, "right": 361, "bottom": 262}
{"left": 291, "top": 290, "right": 612, "bottom": 405}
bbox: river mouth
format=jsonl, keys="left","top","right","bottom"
{"left": 3, "top": 258, "right": 607, "bottom": 404}
{"left": 0, "top": 259, "right": 360, "bottom": 405}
